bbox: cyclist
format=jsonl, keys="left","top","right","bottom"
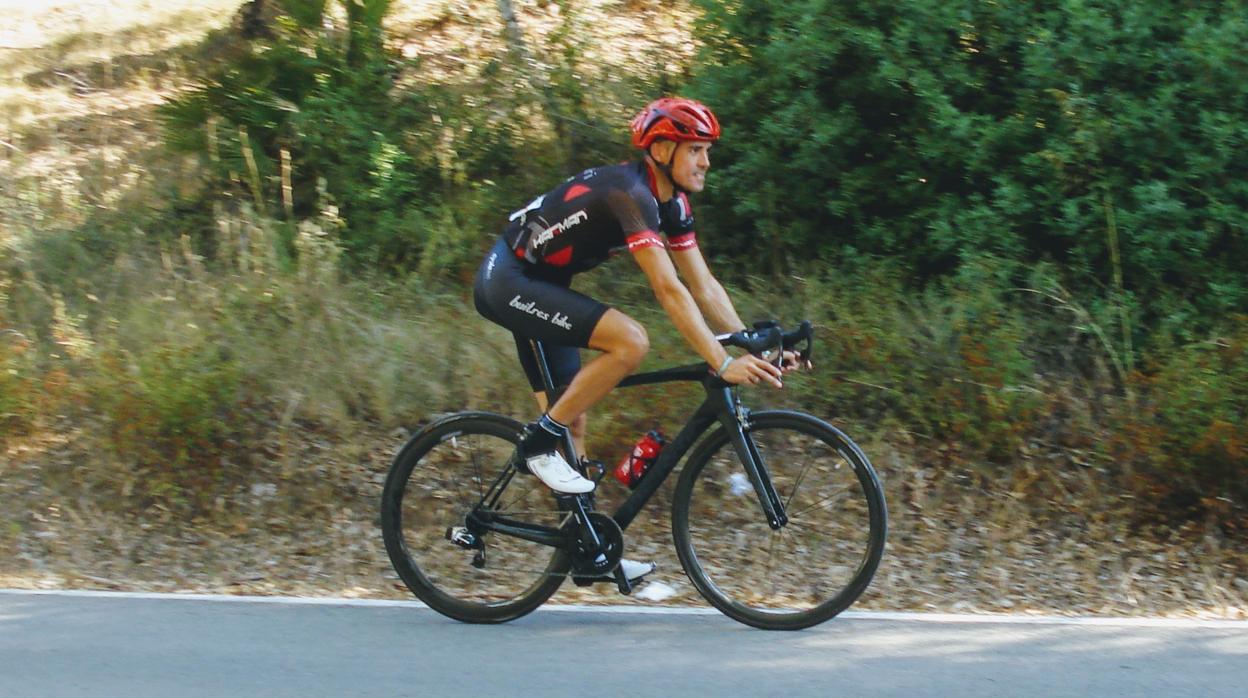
{"left": 473, "top": 97, "right": 794, "bottom": 582}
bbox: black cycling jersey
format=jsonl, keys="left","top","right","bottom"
{"left": 475, "top": 160, "right": 700, "bottom": 391}
{"left": 503, "top": 161, "right": 698, "bottom": 275}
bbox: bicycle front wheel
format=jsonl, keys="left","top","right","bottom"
{"left": 672, "top": 411, "right": 887, "bottom": 630}
{"left": 380, "top": 412, "right": 569, "bottom": 623}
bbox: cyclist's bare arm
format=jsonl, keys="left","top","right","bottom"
{"left": 632, "top": 246, "right": 782, "bottom": 387}
{"left": 668, "top": 245, "right": 808, "bottom": 373}
{"left": 668, "top": 244, "right": 746, "bottom": 334}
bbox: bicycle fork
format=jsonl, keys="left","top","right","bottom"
{"left": 718, "top": 390, "right": 789, "bottom": 530}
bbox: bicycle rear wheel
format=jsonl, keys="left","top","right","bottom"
{"left": 380, "top": 412, "right": 569, "bottom": 623}
{"left": 672, "top": 411, "right": 886, "bottom": 630}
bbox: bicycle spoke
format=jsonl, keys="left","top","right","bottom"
{"left": 782, "top": 456, "right": 816, "bottom": 511}
{"left": 783, "top": 519, "right": 857, "bottom": 539}
{"left": 785, "top": 486, "right": 853, "bottom": 519}
{"left": 777, "top": 527, "right": 803, "bottom": 558}
{"left": 382, "top": 416, "right": 568, "bottom": 621}
{"left": 675, "top": 413, "right": 886, "bottom": 629}
{"left": 765, "top": 531, "right": 780, "bottom": 598}
{"left": 469, "top": 435, "right": 486, "bottom": 503}
{"left": 497, "top": 480, "right": 546, "bottom": 515}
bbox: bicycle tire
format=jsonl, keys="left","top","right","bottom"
{"left": 380, "top": 412, "right": 569, "bottom": 623}
{"left": 672, "top": 411, "right": 886, "bottom": 630}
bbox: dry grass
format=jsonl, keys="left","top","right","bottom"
{"left": 5, "top": 420, "right": 1246, "bottom": 618}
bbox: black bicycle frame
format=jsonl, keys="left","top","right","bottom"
{"left": 472, "top": 340, "right": 789, "bottom": 548}
{"left": 612, "top": 364, "right": 788, "bottom": 530}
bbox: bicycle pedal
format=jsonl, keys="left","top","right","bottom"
{"left": 581, "top": 459, "right": 607, "bottom": 484}
{"left": 569, "top": 573, "right": 626, "bottom": 588}
{"left": 446, "top": 526, "right": 482, "bottom": 550}
{"left": 613, "top": 566, "right": 633, "bottom": 596}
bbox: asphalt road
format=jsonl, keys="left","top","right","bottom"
{"left": 2, "top": 591, "right": 1245, "bottom": 697}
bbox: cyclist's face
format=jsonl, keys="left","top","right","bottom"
{"left": 671, "top": 141, "right": 712, "bottom": 193}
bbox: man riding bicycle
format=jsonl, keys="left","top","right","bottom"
{"left": 472, "top": 97, "right": 798, "bottom": 584}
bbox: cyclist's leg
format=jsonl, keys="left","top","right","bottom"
{"left": 474, "top": 241, "right": 617, "bottom": 491}
{"left": 545, "top": 309, "right": 648, "bottom": 426}
{"left": 514, "top": 337, "right": 587, "bottom": 459}
{"left": 471, "top": 241, "right": 654, "bottom": 581}
{"left": 475, "top": 239, "right": 645, "bottom": 428}
{"left": 533, "top": 392, "right": 587, "bottom": 460}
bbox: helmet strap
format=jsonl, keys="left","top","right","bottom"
{"left": 648, "top": 142, "right": 687, "bottom": 197}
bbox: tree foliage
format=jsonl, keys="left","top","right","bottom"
{"left": 691, "top": 0, "right": 1248, "bottom": 338}
{"left": 160, "top": 0, "right": 526, "bottom": 270}
{"left": 137, "top": 0, "right": 1247, "bottom": 524}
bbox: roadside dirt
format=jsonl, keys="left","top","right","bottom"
{"left": 3, "top": 422, "right": 1245, "bottom": 619}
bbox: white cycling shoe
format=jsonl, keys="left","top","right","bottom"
{"left": 619, "top": 558, "right": 656, "bottom": 583}
{"left": 525, "top": 450, "right": 596, "bottom": 494}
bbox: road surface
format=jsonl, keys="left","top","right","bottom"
{"left": 1, "top": 590, "right": 1245, "bottom": 697}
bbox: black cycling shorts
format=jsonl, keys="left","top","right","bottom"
{"left": 473, "top": 237, "right": 611, "bottom": 391}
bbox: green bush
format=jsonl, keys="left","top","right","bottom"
{"left": 690, "top": 0, "right": 1248, "bottom": 337}
{"left": 89, "top": 336, "right": 252, "bottom": 512}
{"left": 0, "top": 331, "right": 38, "bottom": 441}
{"left": 161, "top": 0, "right": 436, "bottom": 268}
{"left": 159, "top": 0, "right": 565, "bottom": 273}
{"left": 787, "top": 261, "right": 1044, "bottom": 464}
{"left": 1110, "top": 317, "right": 1248, "bottom": 524}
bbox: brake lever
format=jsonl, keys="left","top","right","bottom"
{"left": 776, "top": 321, "right": 814, "bottom": 368}
{"left": 756, "top": 326, "right": 784, "bottom": 370}
{"left": 791, "top": 320, "right": 813, "bottom": 365}
{"left": 717, "top": 322, "right": 814, "bottom": 370}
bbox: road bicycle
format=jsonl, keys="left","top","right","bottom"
{"left": 380, "top": 321, "right": 887, "bottom": 630}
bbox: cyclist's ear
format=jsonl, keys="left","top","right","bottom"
{"left": 648, "top": 140, "right": 677, "bottom": 166}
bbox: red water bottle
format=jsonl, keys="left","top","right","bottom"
{"left": 613, "top": 430, "right": 665, "bottom": 489}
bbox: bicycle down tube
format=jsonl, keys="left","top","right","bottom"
{"left": 521, "top": 337, "right": 791, "bottom": 537}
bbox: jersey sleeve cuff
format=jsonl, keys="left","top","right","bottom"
{"left": 626, "top": 229, "right": 664, "bottom": 252}
{"left": 666, "top": 232, "right": 698, "bottom": 251}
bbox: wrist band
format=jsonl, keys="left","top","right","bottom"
{"left": 716, "top": 355, "right": 733, "bottom": 376}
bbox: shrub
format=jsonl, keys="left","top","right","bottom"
{"left": 0, "top": 330, "right": 38, "bottom": 441}
{"left": 690, "top": 0, "right": 1248, "bottom": 336}
{"left": 159, "top": 0, "right": 554, "bottom": 273}
{"left": 160, "top": 0, "right": 439, "bottom": 267}
{"left": 89, "top": 336, "right": 253, "bottom": 512}
{"left": 789, "top": 260, "right": 1044, "bottom": 465}
{"left": 1110, "top": 317, "right": 1248, "bottom": 526}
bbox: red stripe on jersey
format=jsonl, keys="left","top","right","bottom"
{"left": 563, "top": 184, "right": 592, "bottom": 201}
{"left": 545, "top": 246, "right": 574, "bottom": 267}
{"left": 667, "top": 232, "right": 698, "bottom": 251}
{"left": 644, "top": 164, "right": 660, "bottom": 198}
{"left": 626, "top": 230, "right": 664, "bottom": 251}
{"left": 676, "top": 192, "right": 691, "bottom": 219}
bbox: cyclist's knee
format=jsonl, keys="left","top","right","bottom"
{"left": 617, "top": 319, "right": 649, "bottom": 369}
{"left": 592, "top": 311, "right": 649, "bottom": 368}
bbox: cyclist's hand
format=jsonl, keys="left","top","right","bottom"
{"left": 721, "top": 355, "right": 784, "bottom": 388}
{"left": 780, "top": 349, "right": 812, "bottom": 373}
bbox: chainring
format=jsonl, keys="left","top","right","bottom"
{"left": 565, "top": 511, "right": 624, "bottom": 577}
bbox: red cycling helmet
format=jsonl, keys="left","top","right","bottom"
{"left": 630, "top": 97, "right": 721, "bottom": 150}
